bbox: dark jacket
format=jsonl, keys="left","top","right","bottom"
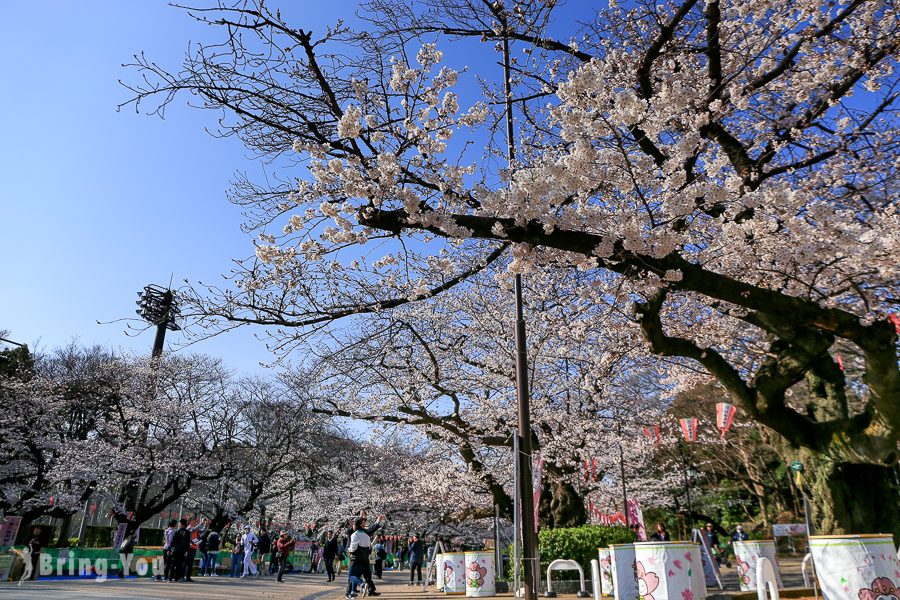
{"left": 259, "top": 533, "right": 271, "bottom": 555}
{"left": 207, "top": 532, "right": 221, "bottom": 552}
{"left": 323, "top": 537, "right": 339, "bottom": 559}
{"left": 172, "top": 527, "right": 190, "bottom": 552}
{"left": 408, "top": 540, "right": 424, "bottom": 564}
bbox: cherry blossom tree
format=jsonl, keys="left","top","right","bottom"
{"left": 300, "top": 265, "right": 668, "bottom": 527}
{"left": 124, "top": 0, "right": 900, "bottom": 535}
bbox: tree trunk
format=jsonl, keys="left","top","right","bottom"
{"left": 538, "top": 479, "right": 586, "bottom": 528}
{"left": 799, "top": 454, "right": 900, "bottom": 539}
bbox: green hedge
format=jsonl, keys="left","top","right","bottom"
{"left": 83, "top": 526, "right": 116, "bottom": 548}
{"left": 539, "top": 525, "right": 635, "bottom": 580}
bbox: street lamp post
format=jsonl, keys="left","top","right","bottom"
{"left": 502, "top": 30, "right": 539, "bottom": 600}
{"left": 679, "top": 446, "right": 696, "bottom": 532}
{"left": 617, "top": 420, "right": 630, "bottom": 528}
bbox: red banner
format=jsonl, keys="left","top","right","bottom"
{"left": 680, "top": 417, "right": 699, "bottom": 442}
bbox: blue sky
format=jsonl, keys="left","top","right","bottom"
{"left": 0, "top": 1, "right": 356, "bottom": 373}
{"left": 0, "top": 1, "right": 593, "bottom": 374}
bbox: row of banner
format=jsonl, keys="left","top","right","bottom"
{"left": 583, "top": 403, "right": 739, "bottom": 480}
{"left": 644, "top": 402, "right": 737, "bottom": 448}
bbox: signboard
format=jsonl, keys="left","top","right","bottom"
{"left": 772, "top": 523, "right": 807, "bottom": 537}
{"left": 691, "top": 528, "right": 723, "bottom": 589}
{"left": 0, "top": 517, "right": 22, "bottom": 547}
{"left": 0, "top": 552, "right": 14, "bottom": 581}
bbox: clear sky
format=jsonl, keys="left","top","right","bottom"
{"left": 0, "top": 1, "right": 356, "bottom": 373}
{"left": 1, "top": 1, "right": 591, "bottom": 374}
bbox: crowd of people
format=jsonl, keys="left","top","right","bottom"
{"left": 147, "top": 510, "right": 435, "bottom": 597}
{"left": 154, "top": 518, "right": 298, "bottom": 583}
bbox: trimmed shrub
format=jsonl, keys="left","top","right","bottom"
{"left": 82, "top": 525, "right": 116, "bottom": 548}
{"left": 506, "top": 525, "right": 636, "bottom": 581}
{"left": 539, "top": 525, "right": 635, "bottom": 579}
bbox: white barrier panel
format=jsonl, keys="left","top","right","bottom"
{"left": 633, "top": 542, "right": 707, "bottom": 600}
{"left": 443, "top": 553, "right": 468, "bottom": 595}
{"left": 597, "top": 548, "right": 614, "bottom": 596}
{"left": 755, "top": 557, "right": 780, "bottom": 600}
{"left": 800, "top": 553, "right": 815, "bottom": 588}
{"left": 809, "top": 534, "right": 900, "bottom": 600}
{"left": 733, "top": 540, "right": 783, "bottom": 592}
{"left": 464, "top": 551, "right": 496, "bottom": 597}
{"left": 609, "top": 544, "right": 637, "bottom": 600}
{"left": 435, "top": 554, "right": 445, "bottom": 591}
{"left": 591, "top": 559, "right": 602, "bottom": 600}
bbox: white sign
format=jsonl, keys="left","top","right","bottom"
{"left": 772, "top": 523, "right": 807, "bottom": 537}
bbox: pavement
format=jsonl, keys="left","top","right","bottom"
{"left": 0, "top": 557, "right": 813, "bottom": 599}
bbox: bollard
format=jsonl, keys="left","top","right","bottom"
{"left": 590, "top": 559, "right": 601, "bottom": 600}
{"left": 544, "top": 559, "right": 591, "bottom": 598}
{"left": 800, "top": 553, "right": 815, "bottom": 588}
{"left": 756, "top": 557, "right": 780, "bottom": 600}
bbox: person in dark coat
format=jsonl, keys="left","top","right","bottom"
{"left": 407, "top": 534, "right": 424, "bottom": 586}
{"left": 28, "top": 529, "right": 42, "bottom": 581}
{"left": 650, "top": 523, "right": 671, "bottom": 541}
{"left": 170, "top": 519, "right": 191, "bottom": 581}
{"left": 258, "top": 530, "right": 271, "bottom": 576}
{"left": 323, "top": 530, "right": 339, "bottom": 582}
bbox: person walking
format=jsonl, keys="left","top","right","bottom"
{"left": 345, "top": 518, "right": 377, "bottom": 598}
{"left": 398, "top": 543, "right": 407, "bottom": 572}
{"left": 183, "top": 519, "right": 204, "bottom": 582}
{"left": 160, "top": 519, "right": 178, "bottom": 581}
{"left": 27, "top": 529, "right": 41, "bottom": 581}
{"left": 704, "top": 523, "right": 730, "bottom": 567}
{"left": 373, "top": 535, "right": 387, "bottom": 579}
{"left": 258, "top": 530, "right": 271, "bottom": 576}
{"left": 117, "top": 532, "right": 136, "bottom": 578}
{"left": 323, "top": 530, "right": 339, "bottom": 582}
{"left": 274, "top": 531, "right": 296, "bottom": 583}
{"left": 343, "top": 512, "right": 385, "bottom": 596}
{"left": 650, "top": 523, "right": 671, "bottom": 541}
{"left": 269, "top": 540, "right": 280, "bottom": 575}
{"left": 731, "top": 524, "right": 749, "bottom": 542}
{"left": 336, "top": 534, "right": 346, "bottom": 577}
{"left": 229, "top": 532, "right": 244, "bottom": 578}
{"left": 308, "top": 540, "right": 319, "bottom": 574}
{"left": 170, "top": 519, "right": 191, "bottom": 582}
{"left": 198, "top": 531, "right": 209, "bottom": 576}
{"left": 407, "top": 534, "right": 424, "bottom": 586}
{"left": 205, "top": 530, "right": 221, "bottom": 576}
{"left": 242, "top": 525, "right": 259, "bottom": 577}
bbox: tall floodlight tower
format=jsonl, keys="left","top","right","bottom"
{"left": 135, "top": 284, "right": 181, "bottom": 360}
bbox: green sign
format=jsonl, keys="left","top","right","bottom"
{"left": 789, "top": 461, "right": 804, "bottom": 473}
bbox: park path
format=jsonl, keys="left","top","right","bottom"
{"left": 0, "top": 557, "right": 811, "bottom": 599}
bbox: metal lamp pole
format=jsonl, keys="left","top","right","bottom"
{"left": 679, "top": 445, "right": 695, "bottom": 532}
{"left": 502, "top": 30, "right": 538, "bottom": 600}
{"left": 617, "top": 420, "right": 630, "bottom": 528}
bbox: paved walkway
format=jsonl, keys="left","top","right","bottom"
{"left": 0, "top": 570, "right": 339, "bottom": 600}
{"left": 0, "top": 557, "right": 812, "bottom": 599}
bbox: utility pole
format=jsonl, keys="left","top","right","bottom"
{"left": 502, "top": 26, "right": 538, "bottom": 600}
